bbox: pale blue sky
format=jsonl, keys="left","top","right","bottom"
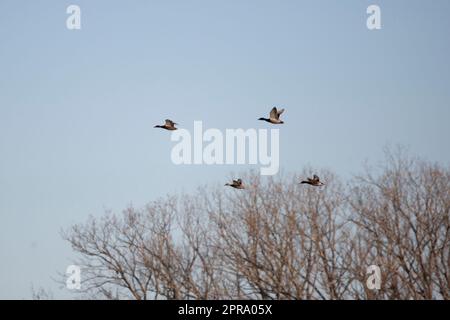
{"left": 0, "top": 0, "right": 449, "bottom": 299}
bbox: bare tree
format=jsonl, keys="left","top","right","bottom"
{"left": 348, "top": 147, "right": 450, "bottom": 299}
{"left": 62, "top": 149, "right": 450, "bottom": 300}
{"left": 205, "top": 171, "right": 353, "bottom": 299}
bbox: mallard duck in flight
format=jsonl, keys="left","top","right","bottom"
{"left": 258, "top": 107, "right": 285, "bottom": 124}
{"left": 154, "top": 119, "right": 178, "bottom": 131}
{"left": 300, "top": 174, "right": 325, "bottom": 187}
{"left": 225, "top": 178, "right": 245, "bottom": 189}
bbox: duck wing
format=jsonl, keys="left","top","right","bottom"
{"left": 277, "top": 108, "right": 285, "bottom": 117}
{"left": 165, "top": 119, "right": 177, "bottom": 127}
{"left": 269, "top": 107, "right": 278, "bottom": 120}
{"left": 232, "top": 179, "right": 242, "bottom": 186}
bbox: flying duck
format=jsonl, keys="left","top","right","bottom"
{"left": 300, "top": 174, "right": 325, "bottom": 187}
{"left": 225, "top": 178, "right": 244, "bottom": 189}
{"left": 258, "top": 107, "right": 285, "bottom": 124}
{"left": 154, "top": 119, "right": 178, "bottom": 131}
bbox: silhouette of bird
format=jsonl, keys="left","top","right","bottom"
{"left": 300, "top": 174, "right": 325, "bottom": 186}
{"left": 154, "top": 119, "right": 178, "bottom": 131}
{"left": 258, "top": 107, "right": 285, "bottom": 124}
{"left": 225, "top": 178, "right": 244, "bottom": 189}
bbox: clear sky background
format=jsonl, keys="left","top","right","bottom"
{"left": 0, "top": 0, "right": 449, "bottom": 299}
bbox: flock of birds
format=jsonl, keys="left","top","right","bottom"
{"left": 154, "top": 107, "right": 326, "bottom": 189}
